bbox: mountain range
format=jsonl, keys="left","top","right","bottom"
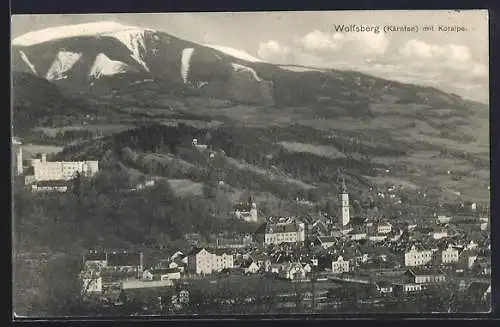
{"left": 11, "top": 21, "right": 490, "bottom": 203}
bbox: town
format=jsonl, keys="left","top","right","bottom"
{"left": 12, "top": 134, "right": 491, "bottom": 315}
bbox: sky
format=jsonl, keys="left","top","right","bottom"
{"left": 11, "top": 10, "right": 489, "bottom": 103}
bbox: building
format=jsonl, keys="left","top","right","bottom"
{"left": 28, "top": 154, "right": 99, "bottom": 182}
{"left": 241, "top": 261, "right": 260, "bottom": 274}
{"left": 392, "top": 283, "right": 423, "bottom": 295}
{"left": 12, "top": 137, "right": 23, "bottom": 176}
{"left": 264, "top": 221, "right": 306, "bottom": 245}
{"left": 377, "top": 222, "right": 393, "bottom": 234}
{"left": 314, "top": 236, "right": 339, "bottom": 249}
{"left": 234, "top": 197, "right": 258, "bottom": 222}
{"left": 404, "top": 245, "right": 434, "bottom": 267}
{"left": 216, "top": 234, "right": 253, "bottom": 249}
{"left": 340, "top": 176, "right": 350, "bottom": 226}
{"left": 331, "top": 255, "right": 350, "bottom": 274}
{"left": 374, "top": 281, "right": 393, "bottom": 295}
{"left": 142, "top": 268, "right": 182, "bottom": 281}
{"left": 121, "top": 279, "right": 173, "bottom": 290}
{"left": 441, "top": 244, "right": 460, "bottom": 264}
{"left": 405, "top": 268, "right": 446, "bottom": 284}
{"left": 186, "top": 248, "right": 234, "bottom": 275}
{"left": 279, "top": 262, "right": 306, "bottom": 280}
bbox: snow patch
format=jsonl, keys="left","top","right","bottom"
{"left": 204, "top": 44, "right": 264, "bottom": 63}
{"left": 231, "top": 63, "right": 262, "bottom": 82}
{"left": 89, "top": 53, "right": 132, "bottom": 79}
{"left": 19, "top": 50, "right": 37, "bottom": 75}
{"left": 107, "top": 29, "right": 151, "bottom": 72}
{"left": 279, "top": 65, "right": 324, "bottom": 73}
{"left": 180, "top": 48, "right": 195, "bottom": 84}
{"left": 45, "top": 51, "right": 83, "bottom": 80}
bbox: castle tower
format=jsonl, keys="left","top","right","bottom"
{"left": 340, "top": 176, "right": 350, "bottom": 226}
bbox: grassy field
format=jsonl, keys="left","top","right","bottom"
{"left": 34, "top": 124, "right": 135, "bottom": 138}
{"left": 22, "top": 144, "right": 64, "bottom": 156}
{"left": 225, "top": 156, "right": 316, "bottom": 190}
{"left": 167, "top": 179, "right": 204, "bottom": 197}
{"left": 278, "top": 141, "right": 346, "bottom": 159}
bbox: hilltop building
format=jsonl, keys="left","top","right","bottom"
{"left": 234, "top": 197, "right": 258, "bottom": 222}
{"left": 26, "top": 153, "right": 99, "bottom": 182}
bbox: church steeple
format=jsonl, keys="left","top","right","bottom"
{"left": 338, "top": 170, "right": 350, "bottom": 227}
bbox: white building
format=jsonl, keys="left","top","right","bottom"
{"left": 433, "top": 230, "right": 448, "bottom": 240}
{"left": 377, "top": 222, "right": 393, "bottom": 234}
{"left": 234, "top": 199, "right": 258, "bottom": 222}
{"left": 12, "top": 137, "right": 23, "bottom": 176}
{"left": 186, "top": 248, "right": 234, "bottom": 275}
{"left": 404, "top": 245, "right": 433, "bottom": 267}
{"left": 29, "top": 154, "right": 99, "bottom": 182}
{"left": 264, "top": 222, "right": 305, "bottom": 245}
{"left": 331, "top": 255, "right": 350, "bottom": 274}
{"left": 441, "top": 244, "right": 460, "bottom": 264}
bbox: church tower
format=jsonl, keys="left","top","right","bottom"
{"left": 340, "top": 176, "right": 350, "bottom": 226}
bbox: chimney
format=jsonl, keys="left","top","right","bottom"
{"left": 41, "top": 153, "right": 47, "bottom": 163}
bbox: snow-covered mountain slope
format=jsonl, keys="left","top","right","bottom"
{"left": 45, "top": 51, "right": 83, "bottom": 80}
{"left": 89, "top": 53, "right": 135, "bottom": 79}
{"left": 12, "top": 21, "right": 154, "bottom": 47}
{"left": 12, "top": 21, "right": 478, "bottom": 109}
{"left": 204, "top": 44, "right": 264, "bottom": 63}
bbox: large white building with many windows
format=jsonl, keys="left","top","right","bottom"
{"left": 29, "top": 153, "right": 99, "bottom": 182}
{"left": 187, "top": 248, "right": 234, "bottom": 275}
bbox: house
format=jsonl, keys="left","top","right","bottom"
{"left": 404, "top": 245, "right": 433, "bottom": 267}
{"left": 437, "top": 215, "right": 452, "bottom": 224}
{"left": 405, "top": 268, "right": 446, "bottom": 284}
{"left": 263, "top": 221, "right": 306, "bottom": 245}
{"left": 251, "top": 254, "right": 271, "bottom": 272}
{"left": 303, "top": 263, "right": 312, "bottom": 274}
{"left": 143, "top": 267, "right": 182, "bottom": 281}
{"left": 279, "top": 262, "right": 306, "bottom": 280}
{"left": 106, "top": 251, "right": 144, "bottom": 276}
{"left": 81, "top": 275, "right": 103, "bottom": 295}
{"left": 367, "top": 233, "right": 387, "bottom": 243}
{"left": 167, "top": 261, "right": 186, "bottom": 273}
{"left": 441, "top": 244, "right": 460, "bottom": 264}
{"left": 268, "top": 263, "right": 282, "bottom": 274}
{"left": 314, "top": 236, "right": 338, "bottom": 249}
{"left": 432, "top": 230, "right": 448, "bottom": 240}
{"left": 186, "top": 248, "right": 234, "bottom": 275}
{"left": 374, "top": 281, "right": 393, "bottom": 295}
{"left": 392, "top": 283, "right": 423, "bottom": 295}
{"left": 241, "top": 261, "right": 260, "bottom": 274}
{"left": 458, "top": 249, "right": 479, "bottom": 269}
{"left": 377, "top": 222, "right": 393, "bottom": 234}
{"left": 331, "top": 255, "right": 350, "bottom": 274}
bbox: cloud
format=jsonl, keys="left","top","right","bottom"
{"left": 295, "top": 30, "right": 389, "bottom": 56}
{"left": 399, "top": 39, "right": 472, "bottom": 65}
{"left": 257, "top": 40, "right": 292, "bottom": 62}
{"left": 256, "top": 34, "right": 487, "bottom": 103}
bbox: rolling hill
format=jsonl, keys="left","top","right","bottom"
{"left": 11, "top": 21, "right": 490, "bottom": 204}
